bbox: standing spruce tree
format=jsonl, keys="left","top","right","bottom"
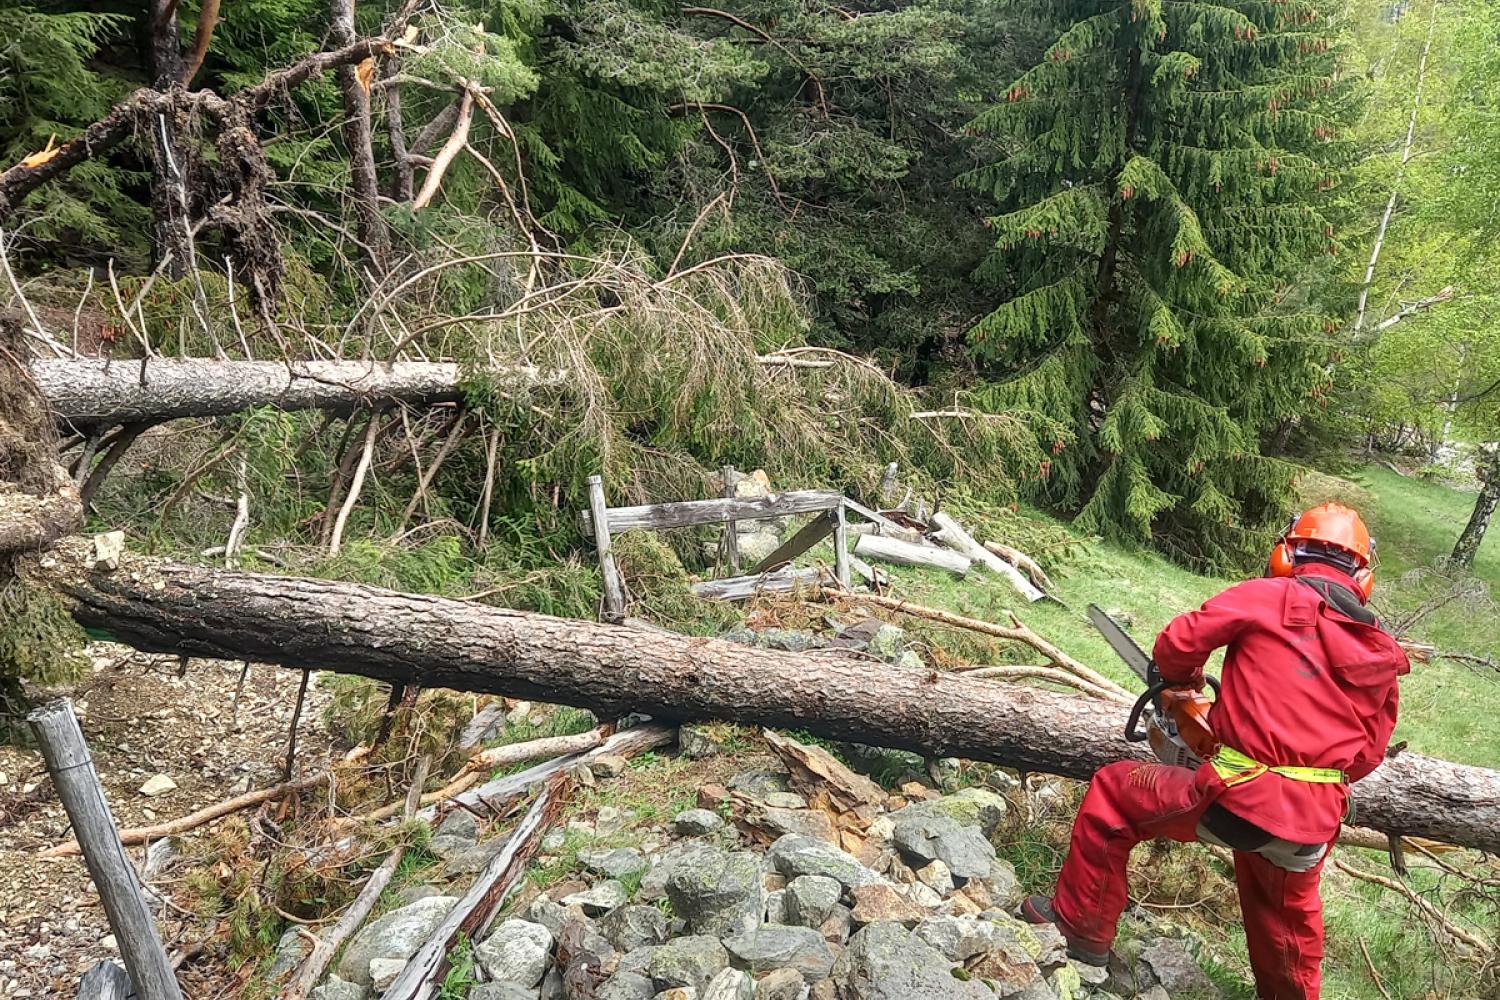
{"left": 962, "top": 0, "right": 1359, "bottom": 567}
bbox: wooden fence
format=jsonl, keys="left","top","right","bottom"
{"left": 581, "top": 470, "right": 917, "bottom": 620}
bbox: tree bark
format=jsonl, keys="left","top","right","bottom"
{"left": 1450, "top": 444, "right": 1500, "bottom": 568}
{"left": 329, "top": 0, "right": 390, "bottom": 268}
{"left": 30, "top": 539, "right": 1500, "bottom": 853}
{"left": 31, "top": 358, "right": 474, "bottom": 428}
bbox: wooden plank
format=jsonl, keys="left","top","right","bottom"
{"left": 833, "top": 502, "right": 851, "bottom": 589}
{"left": 841, "top": 497, "right": 922, "bottom": 542}
{"left": 852, "top": 533, "right": 971, "bottom": 576}
{"left": 587, "top": 475, "right": 627, "bottom": 621}
{"left": 382, "top": 775, "right": 569, "bottom": 1000}
{"left": 750, "top": 511, "right": 837, "bottom": 574}
{"left": 930, "top": 511, "right": 1046, "bottom": 602}
{"left": 580, "top": 489, "right": 843, "bottom": 533}
{"left": 28, "top": 700, "right": 183, "bottom": 1000}
{"left": 691, "top": 566, "right": 828, "bottom": 602}
{"left": 719, "top": 465, "right": 740, "bottom": 576}
{"left": 848, "top": 555, "right": 886, "bottom": 588}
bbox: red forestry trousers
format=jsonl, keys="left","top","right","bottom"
{"left": 1051, "top": 760, "right": 1329, "bottom": 1000}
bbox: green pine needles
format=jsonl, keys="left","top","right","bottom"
{"left": 962, "top": 0, "right": 1359, "bottom": 568}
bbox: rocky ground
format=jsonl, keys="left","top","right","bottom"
{"left": 297, "top": 735, "right": 1224, "bottom": 1000}
{"left": 2, "top": 612, "right": 1225, "bottom": 1000}
{"left": 0, "top": 649, "right": 334, "bottom": 997}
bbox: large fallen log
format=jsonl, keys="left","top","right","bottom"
{"left": 29, "top": 538, "right": 1500, "bottom": 852}
{"left": 31, "top": 358, "right": 477, "bottom": 428}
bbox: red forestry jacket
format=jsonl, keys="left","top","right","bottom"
{"left": 1152, "top": 563, "right": 1410, "bottom": 844}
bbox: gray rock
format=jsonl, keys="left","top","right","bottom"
{"left": 267, "top": 927, "right": 310, "bottom": 980}
{"left": 981, "top": 858, "right": 1023, "bottom": 909}
{"left": 310, "top": 976, "right": 370, "bottom": 1000}
{"left": 369, "top": 958, "right": 406, "bottom": 991}
{"left": 913, "top": 915, "right": 1003, "bottom": 962}
{"left": 680, "top": 726, "right": 725, "bottom": 759}
{"left": 831, "top": 922, "right": 992, "bottom": 1000}
{"left": 891, "top": 815, "right": 996, "bottom": 879}
{"left": 445, "top": 835, "right": 515, "bottom": 874}
{"left": 648, "top": 936, "right": 729, "bottom": 992}
{"left": 725, "top": 771, "right": 791, "bottom": 798}
{"left": 722, "top": 925, "right": 835, "bottom": 980}
{"left": 599, "top": 905, "right": 670, "bottom": 952}
{"left": 1069, "top": 958, "right": 1109, "bottom": 987}
{"left": 818, "top": 904, "right": 854, "bottom": 946}
{"left": 581, "top": 848, "right": 649, "bottom": 880}
{"left": 618, "top": 946, "right": 659, "bottom": 975}
{"left": 476, "top": 920, "right": 553, "bottom": 987}
{"left": 784, "top": 875, "right": 841, "bottom": 928}
{"left": 665, "top": 850, "right": 765, "bottom": 937}
{"left": 539, "top": 966, "right": 565, "bottom": 1000}
{"left": 762, "top": 792, "right": 808, "bottom": 810}
{"left": 895, "top": 650, "right": 925, "bottom": 671}
{"left": 753, "top": 968, "right": 804, "bottom": 1000}
{"left": 866, "top": 623, "right": 907, "bottom": 660}
{"left": 437, "top": 808, "right": 480, "bottom": 842}
{"left": 674, "top": 809, "right": 724, "bottom": 836}
{"left": 598, "top": 971, "right": 657, "bottom": 1000}
{"left": 745, "top": 806, "right": 841, "bottom": 843}
{"left": 1137, "top": 938, "right": 1218, "bottom": 998}
{"left": 592, "top": 754, "right": 630, "bottom": 779}
{"left": 736, "top": 532, "right": 784, "bottom": 566}
{"left": 526, "top": 898, "right": 577, "bottom": 940}
{"left": 895, "top": 787, "right": 1009, "bottom": 837}
{"left": 764, "top": 889, "right": 788, "bottom": 925}
{"left": 469, "top": 984, "right": 539, "bottom": 1000}
{"left": 642, "top": 841, "right": 721, "bottom": 902}
{"left": 700, "top": 968, "right": 754, "bottom": 1000}
{"left": 561, "top": 879, "right": 631, "bottom": 915}
{"left": 766, "top": 835, "right": 882, "bottom": 892}
{"left": 653, "top": 990, "right": 698, "bottom": 1000}
{"left": 556, "top": 917, "right": 617, "bottom": 977}
{"left": 915, "top": 861, "right": 953, "bottom": 896}
{"left": 597, "top": 806, "right": 627, "bottom": 836}
{"left": 337, "top": 895, "right": 457, "bottom": 986}
{"left": 430, "top": 809, "right": 482, "bottom": 859}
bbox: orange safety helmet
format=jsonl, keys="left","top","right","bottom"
{"left": 1268, "top": 502, "right": 1376, "bottom": 600}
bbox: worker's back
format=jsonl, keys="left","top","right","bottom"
{"left": 1155, "top": 564, "right": 1408, "bottom": 844}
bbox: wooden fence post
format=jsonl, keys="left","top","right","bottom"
{"left": 28, "top": 699, "right": 184, "bottom": 1000}
{"left": 719, "top": 465, "right": 739, "bottom": 576}
{"left": 587, "top": 474, "right": 627, "bottom": 622}
{"left": 832, "top": 500, "right": 851, "bottom": 589}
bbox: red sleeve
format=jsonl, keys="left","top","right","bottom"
{"left": 1347, "top": 646, "right": 1407, "bottom": 782}
{"left": 1152, "top": 580, "right": 1267, "bottom": 687}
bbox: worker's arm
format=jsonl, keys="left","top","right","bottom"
{"left": 1152, "top": 580, "right": 1267, "bottom": 688}
{"left": 1347, "top": 646, "right": 1409, "bottom": 782}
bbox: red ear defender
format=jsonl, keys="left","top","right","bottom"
{"left": 1268, "top": 540, "right": 1296, "bottom": 578}
{"left": 1268, "top": 513, "right": 1299, "bottom": 578}
{"left": 1352, "top": 567, "right": 1375, "bottom": 601}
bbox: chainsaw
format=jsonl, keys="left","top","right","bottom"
{"left": 1087, "top": 604, "right": 1221, "bottom": 769}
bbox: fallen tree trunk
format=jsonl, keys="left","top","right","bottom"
{"left": 853, "top": 533, "right": 971, "bottom": 576}
{"left": 30, "top": 539, "right": 1500, "bottom": 852}
{"left": 32, "top": 358, "right": 478, "bottom": 428}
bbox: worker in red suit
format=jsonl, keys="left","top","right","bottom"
{"left": 1021, "top": 503, "right": 1409, "bottom": 999}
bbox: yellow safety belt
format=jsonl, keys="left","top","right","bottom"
{"left": 1211, "top": 745, "right": 1346, "bottom": 788}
